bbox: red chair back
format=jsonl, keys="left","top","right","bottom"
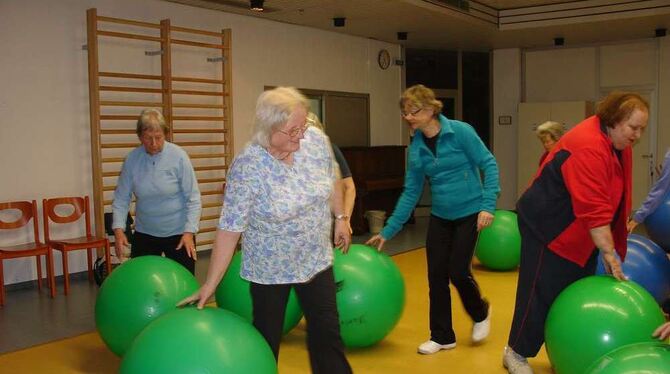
{"left": 42, "top": 196, "right": 92, "bottom": 242}
{"left": 0, "top": 200, "right": 40, "bottom": 241}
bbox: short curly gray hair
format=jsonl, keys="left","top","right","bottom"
{"left": 536, "top": 121, "right": 564, "bottom": 142}
{"left": 251, "top": 87, "right": 309, "bottom": 147}
{"left": 136, "top": 108, "right": 168, "bottom": 137}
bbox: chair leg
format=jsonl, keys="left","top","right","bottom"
{"left": 47, "top": 248, "right": 56, "bottom": 299}
{"left": 87, "top": 248, "right": 94, "bottom": 282}
{"left": 36, "top": 255, "right": 43, "bottom": 291}
{"left": 0, "top": 261, "right": 5, "bottom": 306}
{"left": 104, "top": 241, "right": 112, "bottom": 275}
{"left": 62, "top": 251, "right": 70, "bottom": 295}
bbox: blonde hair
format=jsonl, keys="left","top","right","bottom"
{"left": 536, "top": 121, "right": 564, "bottom": 142}
{"left": 251, "top": 87, "right": 309, "bottom": 147}
{"left": 399, "top": 84, "right": 443, "bottom": 118}
{"left": 136, "top": 108, "right": 168, "bottom": 137}
{"left": 307, "top": 112, "right": 325, "bottom": 130}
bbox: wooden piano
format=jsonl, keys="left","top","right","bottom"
{"left": 340, "top": 145, "right": 409, "bottom": 235}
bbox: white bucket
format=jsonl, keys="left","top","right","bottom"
{"left": 365, "top": 210, "right": 386, "bottom": 234}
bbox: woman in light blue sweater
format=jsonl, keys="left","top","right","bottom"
{"left": 112, "top": 109, "right": 202, "bottom": 274}
{"left": 367, "top": 84, "right": 500, "bottom": 355}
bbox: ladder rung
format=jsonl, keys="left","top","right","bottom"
{"left": 173, "top": 129, "right": 226, "bottom": 134}
{"left": 98, "top": 30, "right": 163, "bottom": 43}
{"left": 99, "top": 71, "right": 162, "bottom": 80}
{"left": 194, "top": 165, "right": 227, "bottom": 172}
{"left": 100, "top": 86, "right": 163, "bottom": 93}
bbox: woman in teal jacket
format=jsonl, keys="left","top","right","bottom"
{"left": 367, "top": 84, "right": 500, "bottom": 355}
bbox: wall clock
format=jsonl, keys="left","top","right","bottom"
{"left": 378, "top": 49, "right": 391, "bottom": 70}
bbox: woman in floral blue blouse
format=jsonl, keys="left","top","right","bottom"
{"left": 180, "top": 87, "right": 352, "bottom": 373}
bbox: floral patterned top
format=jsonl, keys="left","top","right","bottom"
{"left": 218, "top": 127, "right": 336, "bottom": 284}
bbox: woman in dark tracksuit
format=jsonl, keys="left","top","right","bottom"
{"left": 503, "top": 91, "right": 648, "bottom": 374}
{"left": 367, "top": 84, "right": 500, "bottom": 355}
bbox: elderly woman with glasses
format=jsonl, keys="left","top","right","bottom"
{"left": 367, "top": 84, "right": 500, "bottom": 355}
{"left": 112, "top": 108, "right": 201, "bottom": 274}
{"left": 180, "top": 87, "right": 352, "bottom": 373}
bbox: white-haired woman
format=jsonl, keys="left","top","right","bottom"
{"left": 535, "top": 121, "right": 564, "bottom": 165}
{"left": 112, "top": 108, "right": 201, "bottom": 274}
{"left": 180, "top": 87, "right": 352, "bottom": 373}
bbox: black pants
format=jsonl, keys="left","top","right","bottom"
{"left": 425, "top": 213, "right": 489, "bottom": 344}
{"left": 507, "top": 219, "right": 597, "bottom": 357}
{"left": 250, "top": 267, "right": 352, "bottom": 374}
{"left": 131, "top": 231, "right": 195, "bottom": 275}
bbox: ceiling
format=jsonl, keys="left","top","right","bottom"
{"left": 165, "top": 0, "right": 670, "bottom": 50}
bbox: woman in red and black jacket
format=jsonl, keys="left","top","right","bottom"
{"left": 503, "top": 92, "right": 649, "bottom": 374}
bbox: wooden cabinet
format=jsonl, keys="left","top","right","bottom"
{"left": 340, "top": 146, "right": 407, "bottom": 235}
{"left": 517, "top": 101, "right": 594, "bottom": 198}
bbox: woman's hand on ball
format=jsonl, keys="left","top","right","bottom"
{"left": 177, "top": 284, "right": 216, "bottom": 310}
{"left": 365, "top": 234, "right": 386, "bottom": 252}
{"left": 600, "top": 250, "right": 627, "bottom": 281}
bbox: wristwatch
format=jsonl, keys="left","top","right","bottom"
{"left": 334, "top": 214, "right": 349, "bottom": 221}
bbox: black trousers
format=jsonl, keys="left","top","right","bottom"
{"left": 507, "top": 219, "right": 597, "bottom": 357}
{"left": 425, "top": 213, "right": 489, "bottom": 344}
{"left": 131, "top": 231, "right": 195, "bottom": 275}
{"left": 250, "top": 267, "right": 352, "bottom": 374}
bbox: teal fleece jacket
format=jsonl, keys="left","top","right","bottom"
{"left": 380, "top": 115, "right": 500, "bottom": 240}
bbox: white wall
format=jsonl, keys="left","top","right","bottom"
{"left": 492, "top": 48, "right": 521, "bottom": 210}
{"left": 493, "top": 36, "right": 670, "bottom": 210}
{"left": 0, "top": 0, "right": 403, "bottom": 284}
{"left": 524, "top": 47, "right": 597, "bottom": 102}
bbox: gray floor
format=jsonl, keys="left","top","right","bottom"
{"left": 0, "top": 216, "right": 429, "bottom": 354}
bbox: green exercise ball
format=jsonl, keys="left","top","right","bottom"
{"left": 333, "top": 244, "right": 405, "bottom": 348}
{"left": 475, "top": 210, "right": 521, "bottom": 270}
{"left": 95, "top": 256, "right": 200, "bottom": 356}
{"left": 545, "top": 275, "right": 665, "bottom": 374}
{"left": 585, "top": 342, "right": 670, "bottom": 374}
{"left": 215, "top": 250, "right": 303, "bottom": 334}
{"left": 121, "top": 307, "right": 277, "bottom": 374}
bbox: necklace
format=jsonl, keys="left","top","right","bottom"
{"left": 276, "top": 152, "right": 290, "bottom": 160}
{"left": 267, "top": 148, "right": 290, "bottom": 161}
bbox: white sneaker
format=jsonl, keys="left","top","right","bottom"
{"left": 417, "top": 340, "right": 456, "bottom": 354}
{"left": 472, "top": 305, "right": 492, "bottom": 343}
{"left": 503, "top": 346, "right": 534, "bottom": 374}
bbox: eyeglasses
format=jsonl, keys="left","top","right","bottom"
{"left": 277, "top": 123, "right": 308, "bottom": 138}
{"left": 401, "top": 107, "right": 423, "bottom": 117}
{"left": 140, "top": 132, "right": 165, "bottom": 143}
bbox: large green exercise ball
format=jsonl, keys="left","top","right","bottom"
{"left": 95, "top": 256, "right": 200, "bottom": 356}
{"left": 545, "top": 275, "right": 665, "bottom": 374}
{"left": 333, "top": 244, "right": 405, "bottom": 348}
{"left": 120, "top": 307, "right": 277, "bottom": 374}
{"left": 585, "top": 342, "right": 670, "bottom": 374}
{"left": 475, "top": 210, "right": 521, "bottom": 270}
{"left": 215, "top": 250, "right": 303, "bottom": 334}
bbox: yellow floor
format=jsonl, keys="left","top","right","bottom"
{"left": 0, "top": 248, "right": 552, "bottom": 373}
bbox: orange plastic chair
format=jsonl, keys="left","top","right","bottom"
{"left": 43, "top": 196, "right": 111, "bottom": 295}
{"left": 0, "top": 200, "right": 56, "bottom": 306}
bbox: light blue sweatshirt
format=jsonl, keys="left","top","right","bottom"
{"left": 380, "top": 115, "right": 500, "bottom": 240}
{"left": 112, "top": 141, "right": 201, "bottom": 237}
{"left": 633, "top": 149, "right": 670, "bottom": 223}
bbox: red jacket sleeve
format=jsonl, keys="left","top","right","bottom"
{"left": 561, "top": 147, "right": 615, "bottom": 229}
